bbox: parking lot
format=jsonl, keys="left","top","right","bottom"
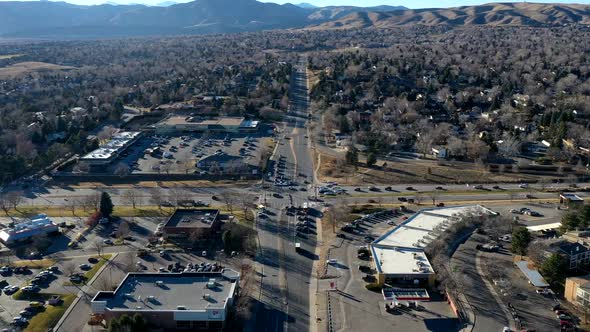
{"left": 323, "top": 207, "right": 459, "bottom": 332}
{"left": 77, "top": 131, "right": 270, "bottom": 176}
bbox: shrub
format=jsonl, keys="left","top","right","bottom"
{"left": 86, "top": 211, "right": 102, "bottom": 227}
{"left": 365, "top": 283, "right": 382, "bottom": 292}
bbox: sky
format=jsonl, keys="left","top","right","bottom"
{"left": 0, "top": 0, "right": 589, "bottom": 9}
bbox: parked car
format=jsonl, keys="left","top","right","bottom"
{"left": 326, "top": 259, "right": 337, "bottom": 265}
{"left": 79, "top": 264, "right": 91, "bottom": 270}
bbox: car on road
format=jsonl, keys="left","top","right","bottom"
{"left": 474, "top": 185, "right": 484, "bottom": 189}
{"left": 384, "top": 186, "right": 393, "bottom": 191}
{"left": 405, "top": 186, "right": 415, "bottom": 191}
{"left": 398, "top": 197, "right": 407, "bottom": 202}
{"left": 435, "top": 186, "right": 445, "bottom": 190}
{"left": 510, "top": 209, "right": 522, "bottom": 214}
{"left": 368, "top": 186, "right": 379, "bottom": 191}
{"left": 519, "top": 183, "right": 529, "bottom": 188}
{"left": 103, "top": 239, "right": 113, "bottom": 245}
{"left": 492, "top": 185, "right": 502, "bottom": 190}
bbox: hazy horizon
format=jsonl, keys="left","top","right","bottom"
{"left": 0, "top": 0, "right": 588, "bottom": 9}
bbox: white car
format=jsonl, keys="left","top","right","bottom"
{"left": 326, "top": 259, "right": 337, "bottom": 265}
{"left": 518, "top": 183, "right": 528, "bottom": 188}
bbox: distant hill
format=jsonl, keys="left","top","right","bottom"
{"left": 306, "top": 5, "right": 406, "bottom": 21}
{"left": 295, "top": 2, "right": 317, "bottom": 9}
{"left": 155, "top": 1, "right": 178, "bottom": 6}
{"left": 0, "top": 1, "right": 589, "bottom": 39}
{"left": 308, "top": 2, "right": 590, "bottom": 29}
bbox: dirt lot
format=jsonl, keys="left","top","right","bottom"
{"left": 0, "top": 61, "right": 74, "bottom": 78}
{"left": 0, "top": 54, "right": 23, "bottom": 60}
{"left": 317, "top": 153, "right": 570, "bottom": 185}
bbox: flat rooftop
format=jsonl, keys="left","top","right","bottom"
{"left": 371, "top": 246, "right": 432, "bottom": 275}
{"left": 164, "top": 209, "right": 220, "bottom": 229}
{"left": 81, "top": 131, "right": 141, "bottom": 160}
{"left": 371, "top": 205, "right": 496, "bottom": 275}
{"left": 159, "top": 116, "right": 244, "bottom": 127}
{"left": 374, "top": 205, "right": 493, "bottom": 248}
{"left": 96, "top": 271, "right": 238, "bottom": 311}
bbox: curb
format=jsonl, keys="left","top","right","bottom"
{"left": 53, "top": 253, "right": 118, "bottom": 332}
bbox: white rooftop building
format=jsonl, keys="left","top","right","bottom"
{"left": 0, "top": 214, "right": 59, "bottom": 246}
{"left": 371, "top": 205, "right": 496, "bottom": 287}
{"left": 80, "top": 131, "right": 141, "bottom": 165}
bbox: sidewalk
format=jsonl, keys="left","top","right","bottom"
{"left": 53, "top": 253, "right": 118, "bottom": 332}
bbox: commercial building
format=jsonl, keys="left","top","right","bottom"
{"left": 560, "top": 193, "right": 584, "bottom": 207}
{"left": 79, "top": 131, "right": 142, "bottom": 166}
{"left": 565, "top": 275, "right": 590, "bottom": 308}
{"left": 163, "top": 209, "right": 222, "bottom": 243}
{"left": 155, "top": 116, "right": 259, "bottom": 135}
{"left": 91, "top": 269, "right": 240, "bottom": 331}
{"left": 370, "top": 205, "right": 496, "bottom": 287}
{"left": 0, "top": 214, "right": 59, "bottom": 246}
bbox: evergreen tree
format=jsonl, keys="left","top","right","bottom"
{"left": 100, "top": 192, "right": 114, "bottom": 217}
{"left": 511, "top": 227, "right": 531, "bottom": 255}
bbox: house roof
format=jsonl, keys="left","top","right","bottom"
{"left": 559, "top": 242, "right": 590, "bottom": 256}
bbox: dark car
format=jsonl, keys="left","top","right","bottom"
{"left": 384, "top": 186, "right": 393, "bottom": 191}
{"left": 336, "top": 233, "right": 347, "bottom": 239}
{"left": 88, "top": 257, "right": 99, "bottom": 264}
{"left": 405, "top": 187, "right": 415, "bottom": 191}
{"left": 398, "top": 197, "right": 407, "bottom": 202}
{"left": 435, "top": 186, "right": 445, "bottom": 190}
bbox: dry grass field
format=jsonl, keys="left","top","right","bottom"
{"left": 0, "top": 61, "right": 73, "bottom": 78}
{"left": 317, "top": 153, "right": 563, "bottom": 185}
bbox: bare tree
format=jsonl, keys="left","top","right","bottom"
{"left": 0, "top": 194, "right": 11, "bottom": 216}
{"left": 94, "top": 240, "right": 104, "bottom": 257}
{"left": 5, "top": 191, "right": 23, "bottom": 211}
{"left": 97, "top": 126, "right": 118, "bottom": 141}
{"left": 63, "top": 262, "right": 76, "bottom": 276}
{"left": 220, "top": 191, "right": 238, "bottom": 214}
{"left": 122, "top": 189, "right": 138, "bottom": 209}
{"left": 428, "top": 191, "right": 440, "bottom": 205}
{"left": 117, "top": 221, "right": 131, "bottom": 239}
{"left": 149, "top": 187, "right": 165, "bottom": 210}
{"left": 114, "top": 163, "right": 130, "bottom": 177}
{"left": 67, "top": 199, "right": 77, "bottom": 216}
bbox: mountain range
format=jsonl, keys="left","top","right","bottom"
{"left": 0, "top": 1, "right": 588, "bottom": 39}
{"left": 309, "top": 2, "right": 590, "bottom": 29}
